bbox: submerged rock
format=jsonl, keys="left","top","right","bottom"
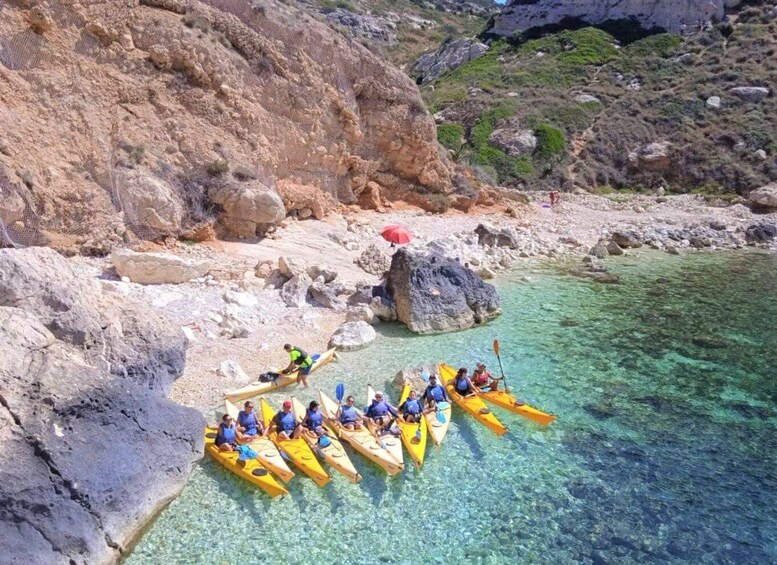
{"left": 0, "top": 247, "right": 203, "bottom": 565}
{"left": 386, "top": 249, "right": 501, "bottom": 334}
{"left": 745, "top": 222, "right": 777, "bottom": 243}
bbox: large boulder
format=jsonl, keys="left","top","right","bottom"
{"left": 487, "top": 0, "right": 726, "bottom": 37}
{"left": 475, "top": 223, "right": 519, "bottom": 249}
{"left": 730, "top": 86, "right": 770, "bottom": 103}
{"left": 745, "top": 222, "right": 777, "bottom": 243}
{"left": 488, "top": 128, "right": 537, "bottom": 157}
{"left": 328, "top": 321, "right": 377, "bottom": 351}
{"left": 357, "top": 243, "right": 392, "bottom": 275}
{"left": 308, "top": 281, "right": 347, "bottom": 311}
{"left": 386, "top": 249, "right": 501, "bottom": 334}
{"left": 208, "top": 179, "right": 286, "bottom": 238}
{"left": 413, "top": 38, "right": 489, "bottom": 84}
{"left": 116, "top": 168, "right": 184, "bottom": 235}
{"left": 280, "top": 274, "right": 312, "bottom": 308}
{"left": 111, "top": 249, "right": 208, "bottom": 284}
{"left": 0, "top": 248, "right": 203, "bottom": 565}
{"left": 611, "top": 230, "right": 643, "bottom": 249}
{"left": 628, "top": 141, "right": 674, "bottom": 172}
{"left": 749, "top": 182, "right": 777, "bottom": 209}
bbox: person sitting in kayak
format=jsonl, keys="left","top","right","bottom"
{"left": 237, "top": 400, "right": 264, "bottom": 439}
{"left": 451, "top": 367, "right": 476, "bottom": 397}
{"left": 267, "top": 400, "right": 303, "bottom": 440}
{"left": 336, "top": 395, "right": 363, "bottom": 430}
{"left": 471, "top": 363, "right": 500, "bottom": 392}
{"left": 422, "top": 374, "right": 449, "bottom": 408}
{"left": 302, "top": 400, "right": 326, "bottom": 437}
{"left": 364, "top": 390, "right": 398, "bottom": 429}
{"left": 281, "top": 344, "right": 314, "bottom": 387}
{"left": 215, "top": 414, "right": 238, "bottom": 452}
{"left": 398, "top": 390, "right": 424, "bottom": 423}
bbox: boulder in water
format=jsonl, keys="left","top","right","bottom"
{"left": 386, "top": 249, "right": 500, "bottom": 334}
{"left": 328, "top": 321, "right": 377, "bottom": 351}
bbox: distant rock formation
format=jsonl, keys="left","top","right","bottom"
{"left": 486, "top": 0, "right": 728, "bottom": 38}
{"left": 413, "top": 38, "right": 490, "bottom": 84}
{"left": 386, "top": 249, "right": 500, "bottom": 333}
{"left": 0, "top": 248, "right": 203, "bottom": 564}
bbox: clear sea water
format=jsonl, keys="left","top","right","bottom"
{"left": 128, "top": 251, "right": 777, "bottom": 564}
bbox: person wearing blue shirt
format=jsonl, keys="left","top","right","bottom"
{"left": 336, "top": 396, "right": 364, "bottom": 430}
{"left": 422, "top": 374, "right": 450, "bottom": 409}
{"left": 364, "top": 390, "right": 399, "bottom": 429}
{"left": 399, "top": 390, "right": 424, "bottom": 423}
{"left": 236, "top": 401, "right": 265, "bottom": 439}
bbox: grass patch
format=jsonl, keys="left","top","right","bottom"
{"left": 534, "top": 124, "right": 566, "bottom": 159}
{"left": 467, "top": 104, "right": 534, "bottom": 183}
{"left": 437, "top": 124, "right": 464, "bottom": 152}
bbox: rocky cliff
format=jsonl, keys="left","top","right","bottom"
{"left": 0, "top": 0, "right": 453, "bottom": 249}
{"left": 487, "top": 0, "right": 728, "bottom": 38}
{"left": 0, "top": 247, "right": 203, "bottom": 564}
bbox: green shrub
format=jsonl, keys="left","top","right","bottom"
{"left": 207, "top": 158, "right": 229, "bottom": 176}
{"left": 624, "top": 34, "right": 682, "bottom": 58}
{"left": 535, "top": 124, "right": 566, "bottom": 158}
{"left": 437, "top": 124, "right": 464, "bottom": 151}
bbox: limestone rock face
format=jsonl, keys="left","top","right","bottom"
{"left": 730, "top": 86, "right": 770, "bottom": 103}
{"left": 357, "top": 243, "right": 392, "bottom": 275}
{"left": 111, "top": 249, "right": 209, "bottom": 284}
{"left": 0, "top": 0, "right": 453, "bottom": 249}
{"left": 413, "top": 38, "right": 489, "bottom": 84}
{"left": 386, "top": 249, "right": 501, "bottom": 334}
{"left": 628, "top": 141, "right": 674, "bottom": 172}
{"left": 328, "top": 321, "right": 377, "bottom": 351}
{"left": 749, "top": 182, "right": 777, "bottom": 209}
{"left": 487, "top": 0, "right": 727, "bottom": 37}
{"left": 0, "top": 248, "right": 203, "bottom": 565}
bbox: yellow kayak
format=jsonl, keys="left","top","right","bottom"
{"left": 423, "top": 376, "right": 452, "bottom": 447}
{"left": 318, "top": 391, "right": 404, "bottom": 476}
{"left": 259, "top": 399, "right": 331, "bottom": 487}
{"left": 224, "top": 348, "right": 336, "bottom": 403}
{"left": 441, "top": 363, "right": 508, "bottom": 436}
{"left": 204, "top": 428, "right": 288, "bottom": 497}
{"left": 224, "top": 400, "right": 295, "bottom": 482}
{"left": 366, "top": 385, "right": 404, "bottom": 468}
{"left": 291, "top": 397, "right": 362, "bottom": 484}
{"left": 397, "top": 384, "right": 428, "bottom": 469}
{"left": 479, "top": 390, "right": 557, "bottom": 426}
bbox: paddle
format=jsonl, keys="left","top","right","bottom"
{"left": 493, "top": 339, "right": 510, "bottom": 394}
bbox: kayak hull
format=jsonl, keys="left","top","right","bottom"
{"left": 397, "top": 384, "right": 427, "bottom": 469}
{"left": 318, "top": 391, "right": 404, "bottom": 476}
{"left": 224, "top": 348, "right": 336, "bottom": 403}
{"left": 366, "top": 385, "right": 404, "bottom": 467}
{"left": 259, "top": 399, "right": 331, "bottom": 487}
{"left": 204, "top": 429, "right": 288, "bottom": 497}
{"left": 224, "top": 400, "right": 295, "bottom": 482}
{"left": 480, "top": 390, "right": 557, "bottom": 426}
{"left": 441, "top": 363, "right": 508, "bottom": 436}
{"left": 291, "top": 397, "right": 362, "bottom": 484}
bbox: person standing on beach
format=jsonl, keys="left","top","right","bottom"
{"left": 281, "top": 344, "right": 314, "bottom": 387}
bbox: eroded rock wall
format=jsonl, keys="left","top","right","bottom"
{"left": 487, "top": 0, "right": 727, "bottom": 37}
{"left": 0, "top": 0, "right": 452, "bottom": 248}
{"left": 0, "top": 247, "right": 203, "bottom": 564}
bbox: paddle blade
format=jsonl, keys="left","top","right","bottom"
{"left": 335, "top": 383, "right": 345, "bottom": 402}
{"left": 436, "top": 401, "right": 450, "bottom": 411}
{"left": 436, "top": 411, "right": 447, "bottom": 423}
{"left": 421, "top": 370, "right": 430, "bottom": 382}
{"left": 312, "top": 353, "right": 321, "bottom": 362}
{"left": 414, "top": 429, "right": 422, "bottom": 440}
{"left": 493, "top": 339, "right": 500, "bottom": 355}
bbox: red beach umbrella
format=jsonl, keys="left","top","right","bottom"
{"left": 380, "top": 225, "right": 413, "bottom": 245}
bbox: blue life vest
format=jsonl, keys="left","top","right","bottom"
{"left": 340, "top": 405, "right": 358, "bottom": 424}
{"left": 455, "top": 377, "right": 470, "bottom": 392}
{"left": 216, "top": 424, "right": 236, "bottom": 446}
{"left": 238, "top": 410, "right": 259, "bottom": 436}
{"left": 368, "top": 400, "right": 390, "bottom": 418}
{"left": 403, "top": 398, "right": 421, "bottom": 415}
{"left": 278, "top": 411, "right": 297, "bottom": 433}
{"left": 306, "top": 409, "right": 324, "bottom": 428}
{"left": 427, "top": 384, "right": 446, "bottom": 402}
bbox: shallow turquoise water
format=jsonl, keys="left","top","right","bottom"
{"left": 129, "top": 251, "right": 777, "bottom": 564}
